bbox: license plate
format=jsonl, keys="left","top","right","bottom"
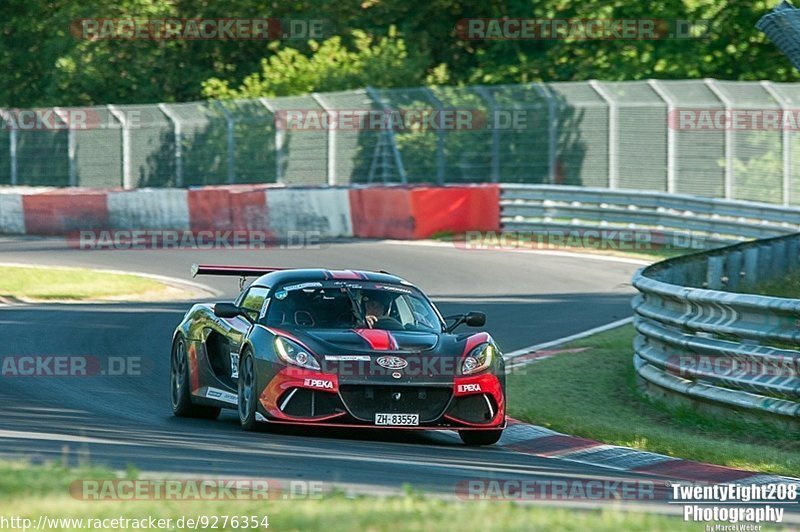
{"left": 375, "top": 413, "right": 419, "bottom": 426}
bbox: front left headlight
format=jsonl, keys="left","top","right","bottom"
{"left": 462, "top": 343, "right": 495, "bottom": 375}
{"left": 274, "top": 336, "right": 321, "bottom": 371}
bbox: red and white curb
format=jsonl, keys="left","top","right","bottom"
{"left": 500, "top": 319, "right": 798, "bottom": 486}
{"left": 499, "top": 419, "right": 798, "bottom": 485}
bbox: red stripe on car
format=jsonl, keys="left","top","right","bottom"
{"left": 353, "top": 329, "right": 398, "bottom": 350}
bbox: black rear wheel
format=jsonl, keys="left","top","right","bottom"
{"left": 237, "top": 351, "right": 259, "bottom": 431}
{"left": 170, "top": 337, "right": 220, "bottom": 420}
{"left": 459, "top": 429, "right": 503, "bottom": 446}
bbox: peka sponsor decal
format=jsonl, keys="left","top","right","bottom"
{"left": 303, "top": 378, "right": 334, "bottom": 390}
{"left": 458, "top": 383, "right": 482, "bottom": 393}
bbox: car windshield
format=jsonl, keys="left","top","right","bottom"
{"left": 262, "top": 281, "right": 442, "bottom": 332}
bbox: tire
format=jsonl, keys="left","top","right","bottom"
{"left": 170, "top": 337, "right": 221, "bottom": 420}
{"left": 237, "top": 350, "right": 259, "bottom": 431}
{"left": 459, "top": 429, "right": 503, "bottom": 446}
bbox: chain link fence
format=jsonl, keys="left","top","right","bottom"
{"left": 2, "top": 79, "right": 800, "bottom": 204}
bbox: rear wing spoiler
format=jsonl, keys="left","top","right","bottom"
{"left": 191, "top": 263, "right": 287, "bottom": 278}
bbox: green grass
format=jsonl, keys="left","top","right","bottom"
{"left": 0, "top": 462, "right": 690, "bottom": 531}
{"left": 507, "top": 325, "right": 800, "bottom": 477}
{"left": 745, "top": 270, "right": 800, "bottom": 299}
{"left": 0, "top": 265, "right": 173, "bottom": 301}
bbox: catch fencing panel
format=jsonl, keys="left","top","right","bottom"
{"left": 712, "top": 81, "right": 783, "bottom": 204}
{"left": 3, "top": 79, "right": 800, "bottom": 204}
{"left": 74, "top": 105, "right": 123, "bottom": 188}
{"left": 546, "top": 82, "right": 609, "bottom": 188}
{"left": 372, "top": 87, "right": 442, "bottom": 184}
{"left": 312, "top": 89, "right": 383, "bottom": 185}
{"left": 759, "top": 82, "right": 800, "bottom": 206}
{"left": 478, "top": 84, "right": 552, "bottom": 184}
{"left": 113, "top": 104, "right": 175, "bottom": 188}
{"left": 598, "top": 81, "right": 668, "bottom": 192}
{"left": 650, "top": 80, "right": 726, "bottom": 199}
{"left": 262, "top": 95, "right": 327, "bottom": 185}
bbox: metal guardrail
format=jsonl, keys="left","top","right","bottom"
{"left": 500, "top": 185, "right": 800, "bottom": 421}
{"left": 632, "top": 234, "right": 800, "bottom": 420}
{"left": 501, "top": 185, "right": 800, "bottom": 248}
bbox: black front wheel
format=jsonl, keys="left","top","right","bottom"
{"left": 170, "top": 337, "right": 220, "bottom": 420}
{"left": 237, "top": 351, "right": 259, "bottom": 431}
{"left": 459, "top": 429, "right": 503, "bottom": 446}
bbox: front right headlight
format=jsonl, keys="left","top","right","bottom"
{"left": 462, "top": 343, "right": 495, "bottom": 375}
{"left": 274, "top": 336, "right": 321, "bottom": 371}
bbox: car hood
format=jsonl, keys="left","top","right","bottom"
{"left": 299, "top": 328, "right": 440, "bottom": 354}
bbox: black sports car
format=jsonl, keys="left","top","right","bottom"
{"left": 171, "top": 264, "right": 506, "bottom": 445}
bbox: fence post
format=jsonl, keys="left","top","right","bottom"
{"left": 157, "top": 103, "right": 183, "bottom": 187}
{"left": 473, "top": 86, "right": 499, "bottom": 183}
{"left": 258, "top": 98, "right": 283, "bottom": 184}
{"left": 761, "top": 81, "right": 792, "bottom": 206}
{"left": 213, "top": 101, "right": 236, "bottom": 184}
{"left": 648, "top": 79, "right": 676, "bottom": 193}
{"left": 532, "top": 83, "right": 557, "bottom": 185}
{"left": 424, "top": 88, "right": 446, "bottom": 185}
{"left": 311, "top": 93, "right": 336, "bottom": 186}
{"left": 365, "top": 86, "right": 408, "bottom": 184}
{"left": 704, "top": 79, "right": 733, "bottom": 200}
{"left": 8, "top": 112, "right": 17, "bottom": 186}
{"left": 588, "top": 80, "right": 618, "bottom": 189}
{"left": 107, "top": 105, "right": 132, "bottom": 189}
{"left": 53, "top": 107, "right": 77, "bottom": 186}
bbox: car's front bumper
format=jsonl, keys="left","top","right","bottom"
{"left": 257, "top": 367, "right": 506, "bottom": 429}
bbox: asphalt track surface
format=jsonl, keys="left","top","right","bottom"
{"left": 0, "top": 237, "right": 690, "bottom": 509}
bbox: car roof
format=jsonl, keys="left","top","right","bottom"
{"left": 251, "top": 269, "right": 412, "bottom": 288}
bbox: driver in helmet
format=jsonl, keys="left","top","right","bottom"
{"left": 363, "top": 292, "right": 392, "bottom": 329}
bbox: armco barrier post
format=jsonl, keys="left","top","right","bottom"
{"left": 743, "top": 246, "right": 760, "bottom": 286}
{"left": 772, "top": 240, "right": 787, "bottom": 278}
{"left": 758, "top": 244, "right": 772, "bottom": 279}
{"left": 725, "top": 250, "right": 743, "bottom": 291}
{"left": 788, "top": 237, "right": 800, "bottom": 270}
{"left": 706, "top": 255, "right": 725, "bottom": 290}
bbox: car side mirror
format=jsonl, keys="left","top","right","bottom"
{"left": 465, "top": 312, "right": 486, "bottom": 327}
{"left": 214, "top": 302, "right": 246, "bottom": 319}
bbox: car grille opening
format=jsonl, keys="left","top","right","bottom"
{"left": 278, "top": 388, "right": 344, "bottom": 418}
{"left": 338, "top": 385, "right": 452, "bottom": 423}
{"left": 446, "top": 394, "right": 497, "bottom": 424}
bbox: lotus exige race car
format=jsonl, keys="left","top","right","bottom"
{"left": 170, "top": 265, "right": 506, "bottom": 445}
